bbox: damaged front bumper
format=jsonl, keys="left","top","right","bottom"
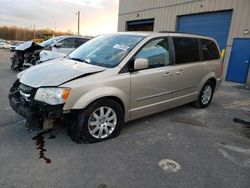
{"left": 9, "top": 80, "right": 66, "bottom": 129}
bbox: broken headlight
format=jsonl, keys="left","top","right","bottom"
{"left": 34, "top": 88, "right": 71, "bottom": 105}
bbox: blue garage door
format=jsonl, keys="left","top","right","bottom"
{"left": 177, "top": 11, "right": 232, "bottom": 50}
{"left": 226, "top": 39, "right": 250, "bottom": 83}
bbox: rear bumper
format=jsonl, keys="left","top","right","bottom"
{"left": 215, "top": 77, "right": 223, "bottom": 90}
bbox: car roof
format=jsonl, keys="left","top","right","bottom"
{"left": 59, "top": 35, "right": 92, "bottom": 39}
{"left": 115, "top": 31, "right": 216, "bottom": 41}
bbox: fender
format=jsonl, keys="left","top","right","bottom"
{"left": 69, "top": 87, "right": 130, "bottom": 120}
{"left": 197, "top": 72, "right": 218, "bottom": 94}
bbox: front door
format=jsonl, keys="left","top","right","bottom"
{"left": 130, "top": 37, "right": 175, "bottom": 119}
{"left": 226, "top": 38, "right": 250, "bottom": 83}
{"left": 54, "top": 38, "right": 76, "bottom": 55}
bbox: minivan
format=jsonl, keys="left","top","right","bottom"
{"left": 9, "top": 32, "right": 222, "bottom": 143}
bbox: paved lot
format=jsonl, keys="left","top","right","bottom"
{"left": 0, "top": 49, "right": 250, "bottom": 188}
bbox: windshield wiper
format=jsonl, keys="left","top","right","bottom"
{"left": 66, "top": 56, "right": 91, "bottom": 64}
{"left": 68, "top": 57, "right": 84, "bottom": 62}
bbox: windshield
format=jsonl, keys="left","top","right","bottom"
{"left": 40, "top": 36, "right": 64, "bottom": 47}
{"left": 68, "top": 34, "right": 144, "bottom": 68}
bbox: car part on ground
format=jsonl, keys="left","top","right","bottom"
{"left": 9, "top": 32, "right": 223, "bottom": 143}
{"left": 233, "top": 118, "right": 250, "bottom": 128}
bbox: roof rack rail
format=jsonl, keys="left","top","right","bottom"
{"left": 158, "top": 31, "right": 210, "bottom": 37}
{"left": 158, "top": 31, "right": 177, "bottom": 33}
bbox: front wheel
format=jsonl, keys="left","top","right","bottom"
{"left": 194, "top": 80, "right": 215, "bottom": 108}
{"left": 70, "top": 99, "right": 124, "bottom": 143}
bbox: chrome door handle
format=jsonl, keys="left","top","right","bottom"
{"left": 245, "top": 60, "right": 249, "bottom": 63}
{"left": 176, "top": 70, "right": 183, "bottom": 75}
{"left": 164, "top": 72, "right": 173, "bottom": 77}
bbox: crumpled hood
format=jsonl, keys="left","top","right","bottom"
{"left": 15, "top": 41, "right": 43, "bottom": 51}
{"left": 19, "top": 58, "right": 106, "bottom": 88}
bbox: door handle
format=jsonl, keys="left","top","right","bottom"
{"left": 245, "top": 60, "right": 249, "bottom": 63}
{"left": 164, "top": 72, "right": 173, "bottom": 77}
{"left": 176, "top": 70, "right": 183, "bottom": 75}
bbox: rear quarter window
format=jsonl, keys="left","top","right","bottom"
{"left": 200, "top": 39, "right": 220, "bottom": 61}
{"left": 173, "top": 37, "right": 200, "bottom": 64}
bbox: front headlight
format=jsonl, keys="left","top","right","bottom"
{"left": 34, "top": 88, "right": 71, "bottom": 105}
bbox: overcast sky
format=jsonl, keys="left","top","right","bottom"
{"left": 0, "top": 0, "right": 119, "bottom": 36}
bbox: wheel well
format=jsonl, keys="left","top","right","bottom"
{"left": 208, "top": 78, "right": 216, "bottom": 89}
{"left": 91, "top": 96, "right": 125, "bottom": 113}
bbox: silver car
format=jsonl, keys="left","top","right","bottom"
{"left": 39, "top": 36, "right": 90, "bottom": 63}
{"left": 9, "top": 32, "right": 222, "bottom": 143}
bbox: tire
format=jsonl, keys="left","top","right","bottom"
{"left": 70, "top": 99, "right": 124, "bottom": 144}
{"left": 194, "top": 80, "right": 215, "bottom": 108}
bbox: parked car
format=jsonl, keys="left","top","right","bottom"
{"left": 10, "top": 36, "right": 89, "bottom": 71}
{"left": 0, "top": 41, "right": 11, "bottom": 49}
{"left": 0, "top": 41, "right": 5, "bottom": 48}
{"left": 38, "top": 36, "right": 91, "bottom": 63}
{"left": 9, "top": 32, "right": 222, "bottom": 143}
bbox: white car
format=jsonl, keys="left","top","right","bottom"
{"left": 0, "top": 41, "right": 11, "bottom": 49}
{"left": 39, "top": 36, "right": 90, "bottom": 63}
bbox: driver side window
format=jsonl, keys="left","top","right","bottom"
{"left": 135, "top": 38, "right": 171, "bottom": 69}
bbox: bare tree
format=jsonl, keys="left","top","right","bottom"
{"left": 0, "top": 26, "right": 73, "bottom": 41}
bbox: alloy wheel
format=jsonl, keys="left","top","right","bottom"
{"left": 88, "top": 106, "right": 117, "bottom": 139}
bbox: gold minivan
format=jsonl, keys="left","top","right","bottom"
{"left": 9, "top": 32, "right": 222, "bottom": 143}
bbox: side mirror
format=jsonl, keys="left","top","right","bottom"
{"left": 54, "top": 42, "right": 62, "bottom": 48}
{"left": 134, "top": 58, "right": 149, "bottom": 70}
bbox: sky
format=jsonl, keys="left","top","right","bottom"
{"left": 0, "top": 0, "right": 119, "bottom": 36}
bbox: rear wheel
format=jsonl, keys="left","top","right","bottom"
{"left": 194, "top": 80, "right": 215, "bottom": 108}
{"left": 70, "top": 99, "right": 124, "bottom": 143}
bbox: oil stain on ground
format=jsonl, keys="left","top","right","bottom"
{"left": 32, "top": 129, "right": 53, "bottom": 164}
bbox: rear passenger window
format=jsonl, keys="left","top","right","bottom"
{"left": 61, "top": 38, "right": 75, "bottom": 48}
{"left": 200, "top": 39, "right": 220, "bottom": 60}
{"left": 173, "top": 37, "right": 200, "bottom": 64}
{"left": 75, "top": 38, "right": 88, "bottom": 48}
{"left": 135, "top": 38, "right": 171, "bottom": 69}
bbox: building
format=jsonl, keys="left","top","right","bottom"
{"left": 118, "top": 0, "right": 250, "bottom": 84}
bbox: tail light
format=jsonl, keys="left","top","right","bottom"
{"left": 220, "top": 49, "right": 226, "bottom": 76}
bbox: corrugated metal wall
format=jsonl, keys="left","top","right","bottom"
{"left": 118, "top": 0, "right": 250, "bottom": 79}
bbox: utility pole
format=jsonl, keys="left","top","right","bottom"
{"left": 33, "top": 25, "right": 36, "bottom": 39}
{"left": 76, "top": 11, "right": 80, "bottom": 35}
{"left": 53, "top": 16, "right": 56, "bottom": 36}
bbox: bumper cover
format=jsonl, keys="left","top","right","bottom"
{"left": 9, "top": 80, "right": 64, "bottom": 121}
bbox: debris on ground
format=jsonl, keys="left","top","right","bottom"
{"left": 233, "top": 118, "right": 250, "bottom": 128}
